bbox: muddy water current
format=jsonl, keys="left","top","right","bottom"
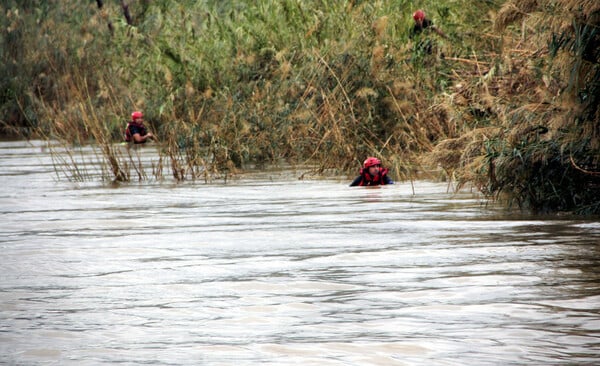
{"left": 1, "top": 140, "right": 599, "bottom": 365}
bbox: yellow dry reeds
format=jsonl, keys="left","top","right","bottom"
{"left": 425, "top": 127, "right": 501, "bottom": 174}
{"left": 494, "top": 0, "right": 540, "bottom": 32}
{"left": 561, "top": 0, "right": 600, "bottom": 14}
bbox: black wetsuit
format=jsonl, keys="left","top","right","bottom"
{"left": 125, "top": 122, "right": 148, "bottom": 144}
{"left": 410, "top": 18, "right": 434, "bottom": 38}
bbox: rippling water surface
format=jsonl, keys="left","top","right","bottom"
{"left": 1, "top": 140, "right": 599, "bottom": 365}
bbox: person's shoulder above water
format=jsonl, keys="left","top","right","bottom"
{"left": 349, "top": 156, "right": 394, "bottom": 187}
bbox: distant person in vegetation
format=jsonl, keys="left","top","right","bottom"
{"left": 410, "top": 9, "right": 447, "bottom": 56}
{"left": 410, "top": 9, "right": 446, "bottom": 39}
{"left": 350, "top": 157, "right": 394, "bottom": 187}
{"left": 125, "top": 111, "right": 155, "bottom": 144}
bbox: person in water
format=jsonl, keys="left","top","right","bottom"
{"left": 125, "top": 111, "right": 155, "bottom": 144}
{"left": 350, "top": 157, "right": 394, "bottom": 186}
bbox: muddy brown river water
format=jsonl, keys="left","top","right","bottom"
{"left": 1, "top": 140, "right": 599, "bottom": 365}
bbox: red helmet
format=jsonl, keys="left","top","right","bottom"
{"left": 363, "top": 157, "right": 382, "bottom": 168}
{"left": 131, "top": 111, "right": 143, "bottom": 120}
{"left": 413, "top": 9, "right": 425, "bottom": 21}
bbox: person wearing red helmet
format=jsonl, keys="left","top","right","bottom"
{"left": 124, "top": 111, "right": 155, "bottom": 144}
{"left": 350, "top": 157, "right": 394, "bottom": 186}
{"left": 410, "top": 9, "right": 446, "bottom": 39}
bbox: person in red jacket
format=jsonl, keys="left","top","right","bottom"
{"left": 124, "top": 111, "right": 154, "bottom": 144}
{"left": 350, "top": 157, "right": 394, "bottom": 186}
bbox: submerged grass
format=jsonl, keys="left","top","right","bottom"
{"left": 1, "top": 0, "right": 598, "bottom": 213}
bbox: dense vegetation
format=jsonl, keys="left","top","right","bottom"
{"left": 1, "top": 0, "right": 598, "bottom": 214}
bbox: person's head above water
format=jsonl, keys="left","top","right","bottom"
{"left": 363, "top": 157, "right": 382, "bottom": 175}
{"left": 349, "top": 156, "right": 393, "bottom": 186}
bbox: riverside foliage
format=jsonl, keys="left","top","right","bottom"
{"left": 1, "top": 0, "right": 598, "bottom": 214}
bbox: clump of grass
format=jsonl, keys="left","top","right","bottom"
{"left": 425, "top": 0, "right": 600, "bottom": 213}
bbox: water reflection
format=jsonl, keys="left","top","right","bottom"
{"left": 1, "top": 141, "right": 599, "bottom": 365}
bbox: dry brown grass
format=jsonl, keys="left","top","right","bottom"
{"left": 424, "top": 0, "right": 599, "bottom": 212}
